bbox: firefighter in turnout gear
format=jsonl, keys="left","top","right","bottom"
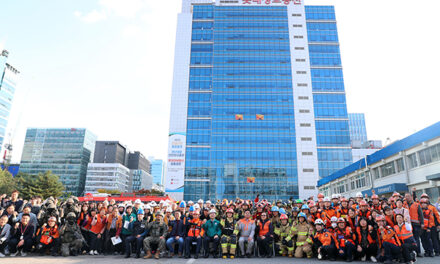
{"left": 291, "top": 212, "right": 313, "bottom": 258}
{"left": 275, "top": 214, "right": 293, "bottom": 257}
{"left": 220, "top": 208, "right": 237, "bottom": 259}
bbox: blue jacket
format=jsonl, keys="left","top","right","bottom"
{"left": 169, "top": 219, "right": 185, "bottom": 237}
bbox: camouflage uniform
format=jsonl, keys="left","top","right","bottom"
{"left": 60, "top": 212, "right": 85, "bottom": 257}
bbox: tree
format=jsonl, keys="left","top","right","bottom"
{"left": 16, "top": 171, "right": 64, "bottom": 199}
{"left": 0, "top": 169, "right": 17, "bottom": 195}
{"left": 97, "top": 189, "right": 121, "bottom": 195}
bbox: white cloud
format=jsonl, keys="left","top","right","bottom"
{"left": 122, "top": 24, "right": 143, "bottom": 38}
{"left": 74, "top": 10, "right": 107, "bottom": 23}
{"left": 99, "top": 0, "right": 145, "bottom": 18}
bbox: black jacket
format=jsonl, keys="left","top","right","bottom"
{"left": 169, "top": 219, "right": 185, "bottom": 237}
{"left": 12, "top": 223, "right": 34, "bottom": 241}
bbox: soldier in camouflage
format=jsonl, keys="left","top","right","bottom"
{"left": 59, "top": 212, "right": 84, "bottom": 257}
{"left": 143, "top": 211, "right": 168, "bottom": 259}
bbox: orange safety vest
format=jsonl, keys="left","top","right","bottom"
{"left": 356, "top": 226, "right": 376, "bottom": 244}
{"left": 393, "top": 224, "right": 413, "bottom": 242}
{"left": 187, "top": 218, "right": 204, "bottom": 237}
{"left": 378, "top": 226, "right": 401, "bottom": 247}
{"left": 338, "top": 208, "right": 349, "bottom": 219}
{"left": 258, "top": 220, "right": 271, "bottom": 236}
{"left": 408, "top": 202, "right": 422, "bottom": 225}
{"left": 428, "top": 204, "right": 440, "bottom": 226}
{"left": 422, "top": 209, "right": 434, "bottom": 229}
{"left": 335, "top": 227, "right": 355, "bottom": 247}
{"left": 39, "top": 225, "right": 60, "bottom": 245}
{"left": 314, "top": 230, "right": 339, "bottom": 248}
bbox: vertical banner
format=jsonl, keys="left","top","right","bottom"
{"left": 165, "top": 133, "right": 186, "bottom": 200}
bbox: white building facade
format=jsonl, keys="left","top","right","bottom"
{"left": 85, "top": 163, "right": 130, "bottom": 193}
{"left": 318, "top": 122, "right": 440, "bottom": 200}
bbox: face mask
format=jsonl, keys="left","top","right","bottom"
{"left": 331, "top": 223, "right": 337, "bottom": 228}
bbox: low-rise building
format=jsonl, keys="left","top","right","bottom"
{"left": 129, "top": 169, "right": 153, "bottom": 192}
{"left": 85, "top": 163, "right": 130, "bottom": 193}
{"left": 318, "top": 122, "right": 440, "bottom": 200}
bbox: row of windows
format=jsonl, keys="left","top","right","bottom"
{"left": 313, "top": 93, "right": 346, "bottom": 103}
{"left": 408, "top": 142, "right": 440, "bottom": 169}
{"left": 307, "top": 22, "right": 337, "bottom": 30}
{"left": 308, "top": 33, "right": 339, "bottom": 42}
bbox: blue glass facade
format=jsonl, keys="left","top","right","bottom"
{"left": 20, "top": 128, "right": 97, "bottom": 196}
{"left": 150, "top": 159, "right": 164, "bottom": 185}
{"left": 0, "top": 50, "right": 18, "bottom": 148}
{"left": 305, "top": 6, "right": 352, "bottom": 178}
{"left": 348, "top": 113, "right": 368, "bottom": 144}
{"left": 184, "top": 5, "right": 298, "bottom": 201}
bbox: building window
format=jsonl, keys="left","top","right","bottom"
{"left": 296, "top": 71, "right": 307, "bottom": 74}
{"left": 380, "top": 161, "right": 396, "bottom": 177}
{"left": 302, "top": 152, "right": 313, "bottom": 156}
{"left": 294, "top": 35, "right": 304, "bottom": 39}
{"left": 396, "top": 158, "right": 405, "bottom": 172}
{"left": 418, "top": 143, "right": 440, "bottom": 166}
{"left": 301, "top": 137, "right": 312, "bottom": 141}
{"left": 304, "top": 185, "right": 315, "bottom": 190}
{"left": 297, "top": 83, "right": 308, "bottom": 87}
{"left": 407, "top": 153, "right": 418, "bottom": 169}
{"left": 334, "top": 180, "right": 346, "bottom": 194}
{"left": 292, "top": 14, "right": 302, "bottom": 17}
{"left": 298, "top": 96, "right": 309, "bottom": 100}
{"left": 303, "top": 168, "right": 314, "bottom": 172}
{"left": 296, "top": 59, "right": 306, "bottom": 62}
{"left": 295, "top": 47, "right": 305, "bottom": 50}
{"left": 355, "top": 173, "right": 366, "bottom": 189}
{"left": 372, "top": 167, "right": 380, "bottom": 179}
{"left": 299, "top": 109, "right": 310, "bottom": 113}
{"left": 293, "top": 24, "right": 303, "bottom": 27}
{"left": 300, "top": 123, "right": 311, "bottom": 127}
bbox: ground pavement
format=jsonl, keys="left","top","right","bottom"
{"left": 1, "top": 255, "right": 439, "bottom": 264}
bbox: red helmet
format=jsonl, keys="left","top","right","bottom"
{"left": 359, "top": 200, "right": 368, "bottom": 206}
{"left": 280, "top": 214, "right": 288, "bottom": 220}
{"left": 226, "top": 208, "right": 234, "bottom": 214}
{"left": 317, "top": 193, "right": 325, "bottom": 199}
{"left": 257, "top": 203, "right": 264, "bottom": 208}
{"left": 420, "top": 198, "right": 429, "bottom": 204}
{"left": 376, "top": 215, "right": 385, "bottom": 221}
{"left": 308, "top": 201, "right": 316, "bottom": 207}
{"left": 371, "top": 194, "right": 379, "bottom": 200}
{"left": 421, "top": 193, "right": 429, "bottom": 199}
{"left": 337, "top": 217, "right": 345, "bottom": 223}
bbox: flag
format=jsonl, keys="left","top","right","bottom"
{"left": 256, "top": 114, "right": 264, "bottom": 120}
{"left": 247, "top": 177, "right": 255, "bottom": 183}
{"left": 235, "top": 114, "right": 243, "bottom": 120}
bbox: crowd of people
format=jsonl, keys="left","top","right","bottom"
{"left": 0, "top": 190, "right": 440, "bottom": 264}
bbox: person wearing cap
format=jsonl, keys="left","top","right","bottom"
{"left": 143, "top": 211, "right": 168, "bottom": 259}
{"left": 184, "top": 210, "right": 204, "bottom": 259}
{"left": 35, "top": 216, "right": 60, "bottom": 256}
{"left": 376, "top": 214, "right": 401, "bottom": 264}
{"left": 202, "top": 209, "right": 221, "bottom": 258}
{"left": 420, "top": 198, "right": 435, "bottom": 257}
{"left": 393, "top": 213, "right": 417, "bottom": 263}
{"left": 200, "top": 207, "right": 210, "bottom": 221}
{"left": 355, "top": 217, "right": 377, "bottom": 262}
{"left": 124, "top": 209, "right": 148, "bottom": 258}
{"left": 166, "top": 210, "right": 185, "bottom": 258}
{"left": 104, "top": 206, "right": 122, "bottom": 255}
{"left": 312, "top": 218, "right": 338, "bottom": 261}
{"left": 334, "top": 217, "right": 355, "bottom": 262}
{"left": 321, "top": 197, "right": 338, "bottom": 229}
{"left": 133, "top": 199, "right": 142, "bottom": 215}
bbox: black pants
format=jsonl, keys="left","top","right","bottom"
{"left": 105, "top": 228, "right": 122, "bottom": 254}
{"left": 412, "top": 224, "right": 422, "bottom": 254}
{"left": 401, "top": 238, "right": 417, "bottom": 263}
{"left": 382, "top": 242, "right": 401, "bottom": 261}
{"left": 89, "top": 232, "right": 102, "bottom": 251}
{"left": 203, "top": 236, "right": 220, "bottom": 255}
{"left": 257, "top": 236, "right": 273, "bottom": 256}
{"left": 0, "top": 239, "right": 9, "bottom": 253}
{"left": 81, "top": 229, "right": 90, "bottom": 252}
{"left": 185, "top": 236, "right": 202, "bottom": 257}
{"left": 338, "top": 241, "right": 355, "bottom": 260}
{"left": 431, "top": 227, "right": 440, "bottom": 254}
{"left": 37, "top": 238, "right": 61, "bottom": 254}
{"left": 421, "top": 229, "right": 433, "bottom": 254}
{"left": 8, "top": 238, "right": 33, "bottom": 253}
{"left": 125, "top": 235, "right": 144, "bottom": 256}
{"left": 356, "top": 243, "right": 378, "bottom": 259}
{"left": 319, "top": 244, "right": 337, "bottom": 260}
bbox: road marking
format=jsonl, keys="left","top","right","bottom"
{"left": 186, "top": 258, "right": 196, "bottom": 264}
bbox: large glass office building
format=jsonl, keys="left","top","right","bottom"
{"left": 166, "top": 0, "right": 351, "bottom": 200}
{"left": 20, "top": 128, "right": 97, "bottom": 196}
{"left": 348, "top": 113, "right": 368, "bottom": 144}
{"left": 0, "top": 50, "right": 19, "bottom": 148}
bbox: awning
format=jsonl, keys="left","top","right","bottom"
{"left": 426, "top": 173, "right": 440, "bottom": 181}
{"left": 362, "top": 183, "right": 408, "bottom": 197}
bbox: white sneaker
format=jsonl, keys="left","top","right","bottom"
{"left": 318, "top": 253, "right": 322, "bottom": 260}
{"left": 20, "top": 250, "right": 27, "bottom": 257}
{"left": 0, "top": 252, "right": 5, "bottom": 257}
{"left": 94, "top": 250, "right": 99, "bottom": 255}
{"left": 361, "top": 255, "right": 366, "bottom": 261}
{"left": 370, "top": 256, "right": 377, "bottom": 263}
{"left": 89, "top": 250, "right": 94, "bottom": 255}
{"left": 10, "top": 251, "right": 18, "bottom": 257}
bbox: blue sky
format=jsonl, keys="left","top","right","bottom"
{"left": 1, "top": 0, "right": 440, "bottom": 163}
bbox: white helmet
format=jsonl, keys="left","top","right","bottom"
{"left": 145, "top": 205, "right": 151, "bottom": 210}
{"left": 188, "top": 201, "right": 194, "bottom": 205}
{"left": 315, "top": 218, "right": 324, "bottom": 225}
{"left": 356, "top": 192, "right": 363, "bottom": 198}
{"left": 323, "top": 197, "right": 331, "bottom": 202}
{"left": 150, "top": 201, "right": 157, "bottom": 207}
{"left": 206, "top": 200, "right": 212, "bottom": 204}
{"left": 194, "top": 204, "right": 200, "bottom": 210}
{"left": 209, "top": 209, "right": 217, "bottom": 215}
{"left": 331, "top": 216, "right": 338, "bottom": 222}
{"left": 198, "top": 199, "right": 204, "bottom": 204}
{"left": 166, "top": 207, "right": 173, "bottom": 213}
{"left": 134, "top": 199, "right": 141, "bottom": 204}
{"left": 331, "top": 194, "right": 338, "bottom": 199}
